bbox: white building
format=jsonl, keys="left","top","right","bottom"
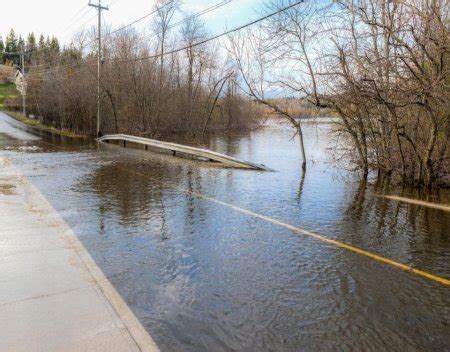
{"left": 15, "top": 69, "right": 26, "bottom": 95}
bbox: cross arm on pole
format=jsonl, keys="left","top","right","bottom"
{"left": 88, "top": 0, "right": 108, "bottom": 137}
{"left": 88, "top": 1, "right": 109, "bottom": 11}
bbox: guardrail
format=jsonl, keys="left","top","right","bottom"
{"left": 98, "top": 134, "right": 271, "bottom": 171}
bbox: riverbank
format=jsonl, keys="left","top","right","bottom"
{"left": 4, "top": 111, "right": 86, "bottom": 138}
{"left": 0, "top": 156, "right": 158, "bottom": 352}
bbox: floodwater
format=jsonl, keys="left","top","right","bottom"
{"left": 0, "top": 111, "right": 449, "bottom": 351}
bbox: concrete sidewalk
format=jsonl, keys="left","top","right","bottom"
{"left": 0, "top": 157, "right": 159, "bottom": 352}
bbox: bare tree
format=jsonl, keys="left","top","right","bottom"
{"left": 228, "top": 0, "right": 449, "bottom": 186}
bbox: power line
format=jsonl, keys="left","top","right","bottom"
{"left": 27, "top": 0, "right": 231, "bottom": 72}
{"left": 31, "top": 61, "right": 88, "bottom": 75}
{"left": 7, "top": 5, "right": 96, "bottom": 68}
{"left": 116, "top": 0, "right": 304, "bottom": 63}
{"left": 77, "top": 10, "right": 99, "bottom": 31}
{"left": 29, "top": 0, "right": 304, "bottom": 77}
{"left": 135, "top": 0, "right": 231, "bottom": 43}
{"left": 104, "top": 0, "right": 176, "bottom": 39}
{"left": 108, "top": 0, "right": 122, "bottom": 7}
{"left": 65, "top": 0, "right": 176, "bottom": 49}
{"left": 26, "top": 1, "right": 174, "bottom": 69}
{"left": 103, "top": 0, "right": 232, "bottom": 54}
{"left": 62, "top": 6, "right": 93, "bottom": 34}
{"left": 26, "top": 65, "right": 92, "bottom": 81}
{"left": 6, "top": 0, "right": 141, "bottom": 68}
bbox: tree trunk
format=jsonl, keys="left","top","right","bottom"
{"left": 295, "top": 121, "right": 306, "bottom": 170}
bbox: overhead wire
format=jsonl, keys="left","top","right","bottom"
{"left": 115, "top": 0, "right": 304, "bottom": 63}
{"left": 104, "top": 0, "right": 176, "bottom": 39}
{"left": 62, "top": 6, "right": 93, "bottom": 35}
{"left": 137, "top": 0, "right": 231, "bottom": 43}
{"left": 29, "top": 0, "right": 304, "bottom": 78}
{"left": 26, "top": 0, "right": 175, "bottom": 70}
{"left": 28, "top": 0, "right": 232, "bottom": 72}
{"left": 8, "top": 6, "right": 96, "bottom": 69}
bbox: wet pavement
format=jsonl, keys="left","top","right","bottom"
{"left": 0, "top": 155, "right": 157, "bottom": 352}
{"left": 0, "top": 111, "right": 449, "bottom": 351}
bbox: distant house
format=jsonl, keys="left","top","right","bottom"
{"left": 14, "top": 68, "right": 26, "bottom": 94}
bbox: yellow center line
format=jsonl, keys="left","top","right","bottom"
{"left": 120, "top": 167, "right": 450, "bottom": 287}
{"left": 375, "top": 194, "right": 450, "bottom": 213}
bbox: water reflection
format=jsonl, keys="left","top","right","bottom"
{"left": 340, "top": 177, "right": 450, "bottom": 278}
{"left": 1, "top": 116, "right": 449, "bottom": 351}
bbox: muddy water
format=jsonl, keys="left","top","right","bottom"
{"left": 0, "top": 112, "right": 449, "bottom": 351}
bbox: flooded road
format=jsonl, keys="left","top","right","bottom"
{"left": 0, "top": 111, "right": 449, "bottom": 351}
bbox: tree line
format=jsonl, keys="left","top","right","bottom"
{"left": 0, "top": 28, "right": 61, "bottom": 66}
{"left": 4, "top": 0, "right": 448, "bottom": 188}
{"left": 229, "top": 0, "right": 449, "bottom": 187}
{"left": 18, "top": 0, "right": 262, "bottom": 141}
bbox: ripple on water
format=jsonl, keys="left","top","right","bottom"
{"left": 1, "top": 119, "right": 449, "bottom": 351}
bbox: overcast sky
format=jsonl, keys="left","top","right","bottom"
{"left": 0, "top": 0, "right": 261, "bottom": 44}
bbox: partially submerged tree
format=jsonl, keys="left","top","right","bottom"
{"left": 229, "top": 0, "right": 449, "bottom": 186}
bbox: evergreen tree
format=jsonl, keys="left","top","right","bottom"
{"left": 17, "top": 35, "right": 25, "bottom": 53}
{"left": 26, "top": 33, "right": 37, "bottom": 64}
{"left": 27, "top": 33, "right": 37, "bottom": 52}
{"left": 38, "top": 34, "right": 45, "bottom": 50}
{"left": 50, "top": 36, "right": 60, "bottom": 54}
{"left": 37, "top": 34, "right": 46, "bottom": 63}
{"left": 45, "top": 35, "right": 51, "bottom": 51}
{"left": 5, "top": 28, "right": 18, "bottom": 53}
{"left": 5, "top": 29, "right": 18, "bottom": 65}
{"left": 0, "top": 36, "right": 4, "bottom": 64}
{"left": 62, "top": 44, "right": 82, "bottom": 66}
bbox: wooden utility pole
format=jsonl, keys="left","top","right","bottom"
{"left": 6, "top": 51, "right": 26, "bottom": 116}
{"left": 21, "top": 52, "right": 26, "bottom": 117}
{"left": 88, "top": 0, "right": 109, "bottom": 137}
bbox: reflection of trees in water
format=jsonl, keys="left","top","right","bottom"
{"left": 296, "top": 171, "right": 306, "bottom": 205}
{"left": 36, "top": 131, "right": 95, "bottom": 150}
{"left": 184, "top": 169, "right": 200, "bottom": 233}
{"left": 80, "top": 157, "right": 218, "bottom": 244}
{"left": 343, "top": 176, "right": 450, "bottom": 269}
{"left": 206, "top": 131, "right": 251, "bottom": 158}
{"left": 345, "top": 178, "right": 367, "bottom": 221}
{"left": 80, "top": 160, "right": 187, "bottom": 239}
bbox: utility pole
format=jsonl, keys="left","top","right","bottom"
{"left": 5, "top": 51, "right": 26, "bottom": 116}
{"left": 89, "top": 0, "right": 109, "bottom": 137}
{"left": 21, "top": 52, "right": 26, "bottom": 117}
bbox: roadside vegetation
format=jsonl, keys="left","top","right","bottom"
{"left": 0, "top": 81, "right": 83, "bottom": 138}
{"left": 6, "top": 111, "right": 84, "bottom": 138}
{"left": 0, "top": 84, "right": 17, "bottom": 109}
{"left": 1, "top": 7, "right": 263, "bottom": 140}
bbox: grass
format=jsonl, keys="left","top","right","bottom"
{"left": 0, "top": 83, "right": 18, "bottom": 109}
{"left": 6, "top": 111, "right": 86, "bottom": 138}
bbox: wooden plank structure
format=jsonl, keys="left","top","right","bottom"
{"left": 98, "top": 134, "right": 271, "bottom": 171}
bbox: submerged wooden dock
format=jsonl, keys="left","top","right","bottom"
{"left": 98, "top": 134, "right": 270, "bottom": 171}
